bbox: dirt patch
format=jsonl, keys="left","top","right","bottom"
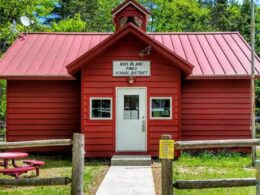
{"left": 87, "top": 166, "right": 109, "bottom": 195}
{"left": 152, "top": 162, "right": 161, "bottom": 195}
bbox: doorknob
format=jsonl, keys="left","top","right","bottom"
{"left": 142, "top": 119, "right": 146, "bottom": 133}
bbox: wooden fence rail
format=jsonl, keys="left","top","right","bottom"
{"left": 0, "top": 177, "right": 72, "bottom": 186}
{"left": 175, "top": 139, "right": 260, "bottom": 150}
{"left": 160, "top": 135, "right": 260, "bottom": 195}
{"left": 0, "top": 139, "right": 72, "bottom": 149}
{"left": 0, "top": 133, "right": 84, "bottom": 195}
{"left": 173, "top": 178, "right": 257, "bottom": 189}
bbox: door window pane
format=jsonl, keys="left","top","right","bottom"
{"left": 91, "top": 98, "right": 112, "bottom": 119}
{"left": 124, "top": 95, "right": 139, "bottom": 119}
{"left": 151, "top": 98, "right": 172, "bottom": 119}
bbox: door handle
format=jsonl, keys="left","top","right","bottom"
{"left": 142, "top": 120, "right": 146, "bottom": 133}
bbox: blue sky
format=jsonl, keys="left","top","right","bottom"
{"left": 250, "top": 0, "right": 260, "bottom": 5}
{"left": 236, "top": 0, "right": 260, "bottom": 5}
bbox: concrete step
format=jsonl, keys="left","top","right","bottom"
{"left": 111, "top": 155, "right": 151, "bottom": 166}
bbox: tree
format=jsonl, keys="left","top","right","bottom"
{"left": 50, "top": 14, "right": 86, "bottom": 32}
{"left": 141, "top": 0, "right": 212, "bottom": 32}
{"left": 0, "top": 0, "right": 58, "bottom": 53}
{"left": 56, "top": 0, "right": 120, "bottom": 32}
{"left": 210, "top": 0, "right": 242, "bottom": 31}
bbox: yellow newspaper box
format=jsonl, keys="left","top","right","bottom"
{"left": 159, "top": 140, "right": 174, "bottom": 159}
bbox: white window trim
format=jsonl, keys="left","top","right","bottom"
{"left": 90, "top": 97, "right": 112, "bottom": 120}
{"left": 150, "top": 97, "right": 172, "bottom": 120}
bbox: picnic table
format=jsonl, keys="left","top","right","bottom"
{"left": 0, "top": 152, "right": 28, "bottom": 168}
{"left": 0, "top": 152, "right": 45, "bottom": 179}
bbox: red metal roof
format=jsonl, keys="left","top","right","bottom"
{"left": 0, "top": 31, "right": 259, "bottom": 79}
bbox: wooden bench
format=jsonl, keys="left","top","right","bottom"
{"left": 0, "top": 166, "right": 35, "bottom": 179}
{"left": 23, "top": 160, "right": 45, "bottom": 176}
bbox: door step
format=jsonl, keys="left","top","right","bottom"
{"left": 111, "top": 155, "right": 151, "bottom": 166}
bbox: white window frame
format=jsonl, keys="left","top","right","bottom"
{"left": 90, "top": 97, "right": 112, "bottom": 120}
{"left": 150, "top": 97, "right": 172, "bottom": 120}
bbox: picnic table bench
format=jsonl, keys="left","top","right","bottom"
{"left": 0, "top": 152, "right": 45, "bottom": 179}
{"left": 0, "top": 166, "right": 35, "bottom": 179}
{"left": 23, "top": 160, "right": 45, "bottom": 176}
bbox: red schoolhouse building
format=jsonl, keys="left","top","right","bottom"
{"left": 0, "top": 0, "right": 260, "bottom": 157}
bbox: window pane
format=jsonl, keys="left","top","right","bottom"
{"left": 92, "top": 100, "right": 101, "bottom": 108}
{"left": 124, "top": 95, "right": 139, "bottom": 119}
{"left": 151, "top": 99, "right": 171, "bottom": 118}
{"left": 92, "top": 108, "right": 102, "bottom": 118}
{"left": 152, "top": 99, "right": 160, "bottom": 109}
{"left": 91, "top": 99, "right": 111, "bottom": 119}
{"left": 102, "top": 100, "right": 110, "bottom": 108}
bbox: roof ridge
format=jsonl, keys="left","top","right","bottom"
{"left": 25, "top": 32, "right": 113, "bottom": 35}
{"left": 25, "top": 31, "right": 239, "bottom": 36}
{"left": 148, "top": 31, "right": 240, "bottom": 35}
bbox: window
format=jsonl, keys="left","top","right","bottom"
{"left": 90, "top": 98, "right": 112, "bottom": 120}
{"left": 150, "top": 97, "right": 172, "bottom": 119}
{"left": 124, "top": 95, "right": 139, "bottom": 120}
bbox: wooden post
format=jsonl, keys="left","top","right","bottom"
{"left": 250, "top": 0, "right": 256, "bottom": 166}
{"left": 256, "top": 160, "right": 260, "bottom": 195}
{"left": 161, "top": 134, "right": 173, "bottom": 195}
{"left": 71, "top": 133, "right": 85, "bottom": 195}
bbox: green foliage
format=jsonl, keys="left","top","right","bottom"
{"left": 0, "top": 0, "right": 58, "bottom": 53}
{"left": 50, "top": 14, "right": 86, "bottom": 32}
{"left": 144, "top": 0, "right": 212, "bottom": 32}
{"left": 57, "top": 0, "right": 120, "bottom": 32}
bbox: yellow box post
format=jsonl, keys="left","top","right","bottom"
{"left": 160, "top": 134, "right": 174, "bottom": 195}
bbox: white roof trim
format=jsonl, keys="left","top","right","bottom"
{"left": 112, "top": 1, "right": 149, "bottom": 16}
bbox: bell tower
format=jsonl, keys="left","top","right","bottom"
{"left": 112, "top": 0, "right": 150, "bottom": 32}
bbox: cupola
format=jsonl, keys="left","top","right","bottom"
{"left": 112, "top": 0, "right": 150, "bottom": 32}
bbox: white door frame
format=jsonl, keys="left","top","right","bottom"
{"left": 116, "top": 87, "right": 147, "bottom": 152}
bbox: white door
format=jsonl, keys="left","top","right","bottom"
{"left": 116, "top": 88, "right": 147, "bottom": 151}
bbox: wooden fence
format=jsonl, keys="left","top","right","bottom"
{"left": 160, "top": 135, "right": 260, "bottom": 195}
{"left": 0, "top": 133, "right": 84, "bottom": 195}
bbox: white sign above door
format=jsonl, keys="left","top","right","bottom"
{"left": 113, "top": 61, "right": 151, "bottom": 77}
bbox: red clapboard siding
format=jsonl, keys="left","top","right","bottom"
{"left": 82, "top": 34, "right": 181, "bottom": 157}
{"left": 7, "top": 80, "right": 80, "bottom": 151}
{"left": 181, "top": 80, "right": 251, "bottom": 141}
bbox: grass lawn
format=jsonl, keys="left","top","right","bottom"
{"left": 153, "top": 151, "right": 257, "bottom": 195}
{"left": 0, "top": 152, "right": 257, "bottom": 195}
{"left": 0, "top": 154, "right": 109, "bottom": 195}
{"left": 172, "top": 152, "right": 255, "bottom": 195}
